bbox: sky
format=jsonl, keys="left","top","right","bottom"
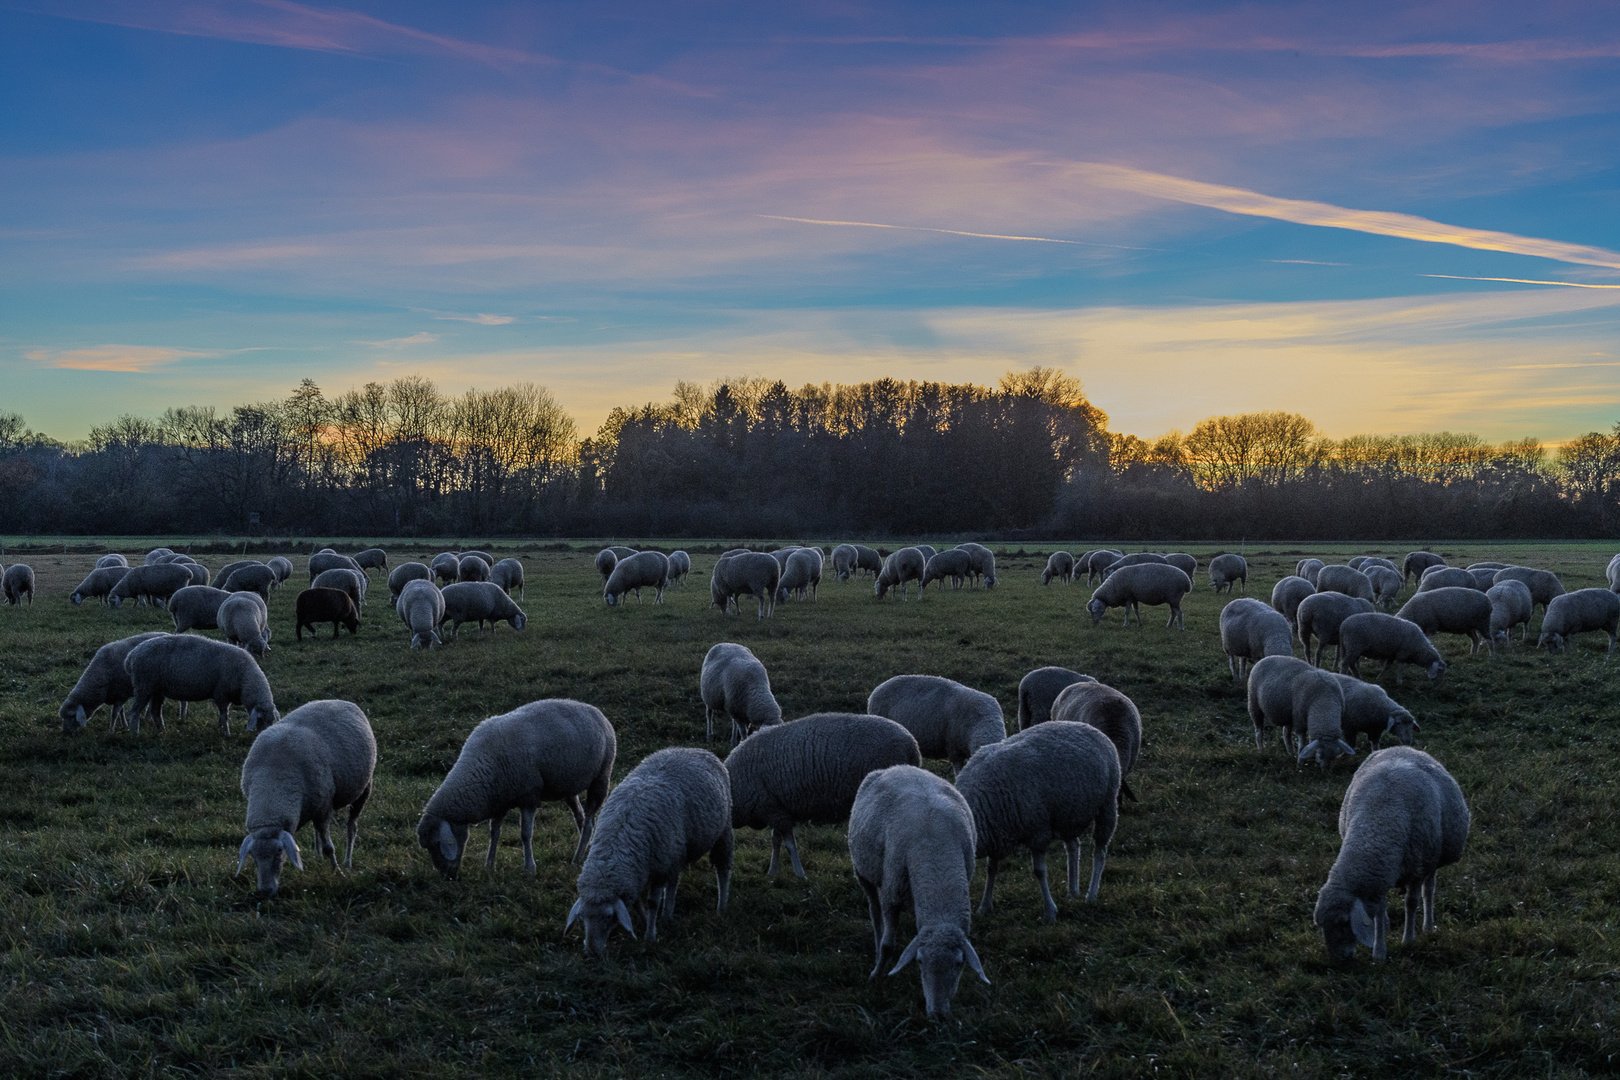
{"left": 3, "top": 0, "right": 1619, "bottom": 443}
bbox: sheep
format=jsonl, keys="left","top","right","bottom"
{"left": 218, "top": 591, "right": 271, "bottom": 658}
{"left": 1042, "top": 551, "right": 1076, "bottom": 585}
{"left": 1403, "top": 551, "right": 1446, "bottom": 584}
{"left": 296, "top": 587, "right": 360, "bottom": 641}
{"left": 915, "top": 544, "right": 938, "bottom": 561}
{"left": 417, "top": 699, "right": 616, "bottom": 878}
{"left": 605, "top": 550, "right": 670, "bottom": 606}
{"left": 1492, "top": 566, "right": 1566, "bottom": 616}
{"left": 769, "top": 546, "right": 801, "bottom": 572}
{"left": 124, "top": 634, "right": 278, "bottom": 735}
{"left": 1084, "top": 549, "right": 1124, "bottom": 584}
{"left": 667, "top": 550, "right": 691, "bottom": 586}
{"left": 1329, "top": 674, "right": 1418, "bottom": 750}
{"left": 1104, "top": 552, "right": 1168, "bottom": 578}
{"left": 312, "top": 568, "right": 366, "bottom": 609}
{"left": 388, "top": 561, "right": 433, "bottom": 602}
{"left": 866, "top": 675, "right": 1006, "bottom": 771}
{"left": 1164, "top": 552, "right": 1197, "bottom": 580}
{"left": 1313, "top": 746, "right": 1469, "bottom": 961}
{"left": 832, "top": 544, "right": 858, "bottom": 581}
{"left": 719, "top": 548, "right": 752, "bottom": 559}
{"left": 59, "top": 631, "right": 183, "bottom": 733}
{"left": 96, "top": 553, "right": 129, "bottom": 568}
{"left": 1316, "top": 565, "right": 1375, "bottom": 602}
{"left": 1537, "top": 588, "right": 1620, "bottom": 653}
{"left": 1347, "top": 556, "right": 1370, "bottom": 571}
{"left": 1608, "top": 553, "right": 1620, "bottom": 592}
{"left": 222, "top": 563, "right": 277, "bottom": 601}
{"left": 1296, "top": 558, "right": 1325, "bottom": 585}
{"left": 353, "top": 548, "right": 387, "bottom": 574}
{"left": 847, "top": 765, "right": 987, "bottom": 1019}
{"left": 875, "top": 547, "right": 927, "bottom": 601}
{"left": 1488, "top": 579, "right": 1534, "bottom": 645}
{"left": 591, "top": 549, "right": 616, "bottom": 582}
{"left": 1049, "top": 680, "right": 1141, "bottom": 804}
{"left": 432, "top": 552, "right": 462, "bottom": 585}
{"left": 954, "top": 720, "right": 1119, "bottom": 922}
{"left": 440, "top": 581, "right": 527, "bottom": 637}
{"left": 1087, "top": 563, "right": 1193, "bottom": 630}
{"left": 725, "top": 712, "right": 921, "bottom": 878}
{"left": 308, "top": 552, "right": 361, "bottom": 581}
{"left": 1271, "top": 575, "right": 1316, "bottom": 633}
{"left": 70, "top": 565, "right": 130, "bottom": 605}
{"left": 854, "top": 544, "right": 884, "bottom": 577}
{"left": 1209, "top": 553, "right": 1248, "bottom": 594}
{"left": 1416, "top": 566, "right": 1478, "bottom": 593}
{"left": 397, "top": 578, "right": 445, "bottom": 648}
{"left": 456, "top": 555, "right": 490, "bottom": 584}
{"left": 215, "top": 560, "right": 261, "bottom": 588}
{"left": 108, "top": 563, "right": 192, "bottom": 609}
{"left": 776, "top": 548, "right": 822, "bottom": 602}
{"left": 1367, "top": 566, "right": 1404, "bottom": 608}
{"left": 606, "top": 546, "right": 636, "bottom": 560}
{"left": 1016, "top": 666, "right": 1095, "bottom": 729}
{"left": 711, "top": 551, "right": 780, "bottom": 618}
{"left": 1337, "top": 613, "right": 1448, "bottom": 684}
{"left": 955, "top": 543, "right": 997, "bottom": 588}
{"left": 489, "top": 557, "right": 525, "bottom": 597}
{"left": 144, "top": 547, "right": 175, "bottom": 565}
{"left": 237, "top": 699, "right": 376, "bottom": 898}
{"left": 921, "top": 549, "right": 972, "bottom": 591}
{"left": 1296, "top": 592, "right": 1376, "bottom": 668}
{"left": 266, "top": 556, "right": 293, "bottom": 584}
{"left": 1465, "top": 568, "right": 1499, "bottom": 591}
{"left": 1246, "top": 655, "right": 1353, "bottom": 767}
{"left": 187, "top": 563, "right": 214, "bottom": 587}
{"left": 168, "top": 585, "right": 232, "bottom": 633}
{"left": 1396, "top": 587, "right": 1495, "bottom": 656}
{"left": 566, "top": 747, "right": 732, "bottom": 956}
{"left": 1360, "top": 557, "right": 1400, "bottom": 575}
{"left": 1220, "top": 597, "right": 1295, "bottom": 682}
{"left": 701, "top": 642, "right": 782, "bottom": 747}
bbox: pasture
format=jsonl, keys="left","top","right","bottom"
{"left": 1, "top": 540, "right": 1618, "bottom": 1078}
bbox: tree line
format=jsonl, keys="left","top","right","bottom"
{"left": 2, "top": 369, "right": 1617, "bottom": 539}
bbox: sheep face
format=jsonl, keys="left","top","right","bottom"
{"left": 1537, "top": 630, "right": 1564, "bottom": 652}
{"left": 1386, "top": 711, "right": 1418, "bottom": 745}
{"left": 874, "top": 580, "right": 889, "bottom": 599}
{"left": 59, "top": 700, "right": 90, "bottom": 733}
{"left": 508, "top": 611, "right": 527, "bottom": 630}
{"left": 247, "top": 704, "right": 278, "bottom": 732}
{"left": 983, "top": 575, "right": 997, "bottom": 589}
{"left": 566, "top": 896, "right": 637, "bottom": 957}
{"left": 71, "top": 592, "right": 85, "bottom": 605}
{"left": 417, "top": 816, "right": 469, "bottom": 879}
{"left": 1426, "top": 660, "right": 1447, "bottom": 680}
{"left": 889, "top": 924, "right": 987, "bottom": 1021}
{"left": 238, "top": 829, "right": 302, "bottom": 898}
{"left": 1087, "top": 599, "right": 1108, "bottom": 623}
{"left": 1315, "top": 903, "right": 1359, "bottom": 961}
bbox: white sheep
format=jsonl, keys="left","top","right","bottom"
{"left": 1296, "top": 592, "right": 1375, "bottom": 668}
{"left": 866, "top": 674, "right": 1006, "bottom": 771}
{"left": 1049, "top": 680, "right": 1142, "bottom": 804}
{"left": 387, "top": 561, "right": 433, "bottom": 602}
{"left": 1396, "top": 587, "right": 1495, "bottom": 655}
{"left": 109, "top": 563, "right": 192, "bottom": 608}
{"left": 219, "top": 591, "right": 272, "bottom": 658}
{"left": 489, "top": 558, "right": 525, "bottom": 597}
{"left": 181, "top": 563, "right": 211, "bottom": 588}
{"left": 1329, "top": 674, "right": 1418, "bottom": 751}
{"left": 711, "top": 552, "right": 780, "bottom": 618}
{"left": 96, "top": 553, "right": 129, "bottom": 568}
{"left": 1271, "top": 575, "right": 1316, "bottom": 634}
{"left": 1366, "top": 566, "right": 1404, "bottom": 609}
{"left": 1246, "top": 654, "right": 1353, "bottom": 767}
{"left": 954, "top": 720, "right": 1119, "bottom": 921}
{"left": 457, "top": 555, "right": 491, "bottom": 584}
{"left": 1164, "top": 552, "right": 1197, "bottom": 580}
{"left": 848, "top": 765, "right": 988, "bottom": 1020}
{"left": 312, "top": 567, "right": 366, "bottom": 609}
{"left": 604, "top": 551, "right": 670, "bottom": 606}
{"left": 875, "top": 548, "right": 927, "bottom": 600}
{"left": 353, "top": 548, "right": 387, "bottom": 574}
{"left": 433, "top": 552, "right": 462, "bottom": 585}
{"left": 215, "top": 560, "right": 261, "bottom": 589}
{"left": 566, "top": 747, "right": 733, "bottom": 957}
{"left": 461, "top": 549, "right": 496, "bottom": 566}
{"left": 955, "top": 543, "right": 997, "bottom": 588}
{"left": 1416, "top": 566, "right": 1479, "bottom": 593}
{"left": 1537, "top": 588, "right": 1620, "bottom": 653}
{"left": 168, "top": 585, "right": 231, "bottom": 633}
{"left": 440, "top": 581, "right": 527, "bottom": 637}
{"left": 921, "top": 549, "right": 972, "bottom": 591}
{"left": 143, "top": 547, "right": 175, "bottom": 565}
{"left": 832, "top": 544, "right": 858, "bottom": 581}
{"left": 59, "top": 631, "right": 185, "bottom": 733}
{"left": 308, "top": 551, "right": 361, "bottom": 581}
{"left": 1336, "top": 613, "right": 1447, "bottom": 684}
{"left": 222, "top": 563, "right": 277, "bottom": 601}
{"left": 1313, "top": 746, "right": 1468, "bottom": 960}
{"left": 854, "top": 545, "right": 884, "bottom": 577}
{"left": 1315, "top": 565, "right": 1375, "bottom": 603}
{"left": 1219, "top": 597, "right": 1294, "bottom": 682}
{"left": 1209, "top": 553, "right": 1248, "bottom": 594}
{"left": 417, "top": 699, "right": 616, "bottom": 878}
{"left": 666, "top": 550, "right": 691, "bottom": 586}
{"left": 1296, "top": 558, "right": 1325, "bottom": 586}
{"left": 266, "top": 556, "right": 294, "bottom": 584}
{"left": 1087, "top": 563, "right": 1193, "bottom": 629}
{"left": 237, "top": 699, "right": 377, "bottom": 898}
{"left": 1402, "top": 551, "right": 1446, "bottom": 584}
{"left": 776, "top": 547, "right": 822, "bottom": 602}
{"left": 1016, "top": 666, "right": 1095, "bottom": 729}
{"left": 1607, "top": 553, "right": 1620, "bottom": 592}
{"left": 700, "top": 642, "right": 782, "bottom": 747}
{"left": 123, "top": 634, "right": 279, "bottom": 735}
{"left": 1084, "top": 549, "right": 1123, "bottom": 584}
{"left": 71, "top": 566, "right": 131, "bottom": 605}
{"left": 396, "top": 578, "right": 445, "bottom": 648}
{"left": 1042, "top": 551, "right": 1076, "bottom": 585}
{"left": 1487, "top": 579, "right": 1533, "bottom": 645}
{"left": 1491, "top": 566, "right": 1566, "bottom": 617}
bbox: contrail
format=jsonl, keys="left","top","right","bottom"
{"left": 1421, "top": 274, "right": 1620, "bottom": 289}
{"left": 756, "top": 215, "right": 1149, "bottom": 249}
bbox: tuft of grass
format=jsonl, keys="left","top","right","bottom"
{"left": 1, "top": 542, "right": 1619, "bottom": 1077}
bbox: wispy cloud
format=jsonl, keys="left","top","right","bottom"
{"left": 352, "top": 331, "right": 438, "bottom": 348}
{"left": 1070, "top": 163, "right": 1620, "bottom": 270}
{"left": 419, "top": 310, "right": 516, "bottom": 325}
{"left": 24, "top": 345, "right": 215, "bottom": 372}
{"left": 1422, "top": 274, "right": 1620, "bottom": 289}
{"left": 757, "top": 215, "right": 1148, "bottom": 249}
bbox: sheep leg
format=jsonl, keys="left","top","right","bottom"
{"left": 781, "top": 830, "right": 807, "bottom": 879}
{"left": 642, "top": 896, "right": 658, "bottom": 944}
{"left": 344, "top": 784, "right": 370, "bottom": 867}
{"left": 878, "top": 901, "right": 904, "bottom": 973}
{"left": 710, "top": 830, "right": 734, "bottom": 913}
{"left": 766, "top": 829, "right": 783, "bottom": 875}
{"left": 1422, "top": 871, "right": 1438, "bottom": 933}
{"left": 1065, "top": 838, "right": 1081, "bottom": 896}
{"left": 216, "top": 701, "right": 231, "bottom": 736}
{"left": 520, "top": 807, "right": 537, "bottom": 874}
{"left": 977, "top": 857, "right": 999, "bottom": 915}
{"left": 1086, "top": 841, "right": 1108, "bottom": 902}
{"left": 1373, "top": 905, "right": 1389, "bottom": 961}
{"left": 1403, "top": 885, "right": 1420, "bottom": 944}
{"left": 1031, "top": 848, "right": 1059, "bottom": 924}
{"left": 662, "top": 869, "right": 680, "bottom": 923}
{"left": 313, "top": 815, "right": 337, "bottom": 868}
{"left": 562, "top": 794, "right": 587, "bottom": 854}
{"left": 486, "top": 814, "right": 503, "bottom": 868}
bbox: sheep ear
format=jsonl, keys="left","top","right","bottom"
{"left": 565, "top": 897, "right": 583, "bottom": 931}
{"left": 963, "top": 939, "right": 990, "bottom": 984}
{"left": 1409, "top": 717, "right": 1420, "bottom": 730}
{"left": 1336, "top": 739, "right": 1356, "bottom": 756}
{"left": 888, "top": 936, "right": 920, "bottom": 976}
{"left": 613, "top": 899, "right": 637, "bottom": 938}
{"left": 437, "top": 820, "right": 458, "bottom": 862}
{"left": 1296, "top": 739, "right": 1321, "bottom": 763}
{"left": 279, "top": 830, "right": 303, "bottom": 870}
{"left": 1385, "top": 715, "right": 1399, "bottom": 732}
{"left": 1351, "top": 899, "right": 1376, "bottom": 948}
{"left": 237, "top": 835, "right": 254, "bottom": 874}
{"left": 75, "top": 705, "right": 87, "bottom": 728}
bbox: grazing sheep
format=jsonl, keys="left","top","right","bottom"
{"left": 124, "top": 634, "right": 278, "bottom": 735}
{"left": 432, "top": 552, "right": 462, "bottom": 585}
{"left": 70, "top": 565, "right": 131, "bottom": 605}
{"left": 215, "top": 560, "right": 261, "bottom": 588}
{"left": 237, "top": 699, "right": 377, "bottom": 898}
{"left": 1347, "top": 557, "right": 1370, "bottom": 571}
{"left": 1084, "top": 549, "right": 1124, "bottom": 584}
{"left": 1049, "top": 681, "right": 1142, "bottom": 804}
{"left": 711, "top": 551, "right": 780, "bottom": 618}
{"left": 1329, "top": 674, "right": 1418, "bottom": 750}
{"left": 956, "top": 543, "right": 997, "bottom": 588}
{"left": 1164, "top": 552, "right": 1197, "bottom": 580}
{"left": 218, "top": 592, "right": 271, "bottom": 658}
{"left": 1220, "top": 597, "right": 1295, "bottom": 682}
{"left": 176, "top": 563, "right": 208, "bottom": 588}
{"left": 490, "top": 558, "right": 525, "bottom": 597}
{"left": 666, "top": 550, "right": 691, "bottom": 586}
{"left": 1042, "top": 551, "right": 1076, "bottom": 585}
{"left": 308, "top": 552, "right": 362, "bottom": 581}
{"left": 1316, "top": 565, "right": 1375, "bottom": 602}
{"left": 1105, "top": 552, "right": 1168, "bottom": 578}
{"left": 854, "top": 544, "right": 884, "bottom": 577}
{"left": 417, "top": 699, "right": 616, "bottom": 879}
{"left": 1296, "top": 592, "right": 1376, "bottom": 668}
{"left": 1487, "top": 580, "right": 1534, "bottom": 645}
{"left": 701, "top": 642, "right": 782, "bottom": 747}
{"left": 921, "top": 549, "right": 973, "bottom": 591}
{"left": 1271, "top": 575, "right": 1316, "bottom": 633}
{"left": 168, "top": 585, "right": 232, "bottom": 633}
{"left": 1607, "top": 554, "right": 1620, "bottom": 592}
{"left": 388, "top": 561, "right": 433, "bottom": 602}
{"left": 296, "top": 587, "right": 360, "bottom": 641}
{"left": 1403, "top": 551, "right": 1446, "bottom": 584}
{"left": 144, "top": 547, "right": 175, "bottom": 565}
{"left": 1360, "top": 557, "right": 1400, "bottom": 575}
{"left": 440, "top": 581, "right": 527, "bottom": 637}
{"left": 1296, "top": 558, "right": 1325, "bottom": 586}
{"left": 866, "top": 675, "right": 1006, "bottom": 771}
{"left": 1417, "top": 566, "right": 1478, "bottom": 593}
{"left": 604, "top": 546, "right": 635, "bottom": 561}
{"left": 353, "top": 548, "right": 387, "bottom": 574}
{"left": 1469, "top": 561, "right": 1510, "bottom": 572}
{"left": 769, "top": 546, "right": 801, "bottom": 572}
{"left": 96, "top": 553, "right": 129, "bottom": 569}
{"left": 1397, "top": 588, "right": 1495, "bottom": 655}
{"left": 1367, "top": 566, "right": 1404, "bottom": 609}
{"left": 266, "top": 556, "right": 293, "bottom": 585}
{"left": 1337, "top": 613, "right": 1447, "bottom": 684}
{"left": 605, "top": 550, "right": 670, "bottom": 606}
{"left": 109, "top": 563, "right": 193, "bottom": 609}
{"left": 1313, "top": 746, "right": 1468, "bottom": 960}
{"left": 1088, "top": 563, "right": 1193, "bottom": 630}
{"left": 832, "top": 544, "right": 858, "bottom": 581}
{"left": 776, "top": 547, "right": 822, "bottom": 602}
{"left": 397, "top": 578, "right": 445, "bottom": 649}
{"left": 1537, "top": 588, "right": 1620, "bottom": 653}
{"left": 459, "top": 550, "right": 495, "bottom": 566}
{"left": 457, "top": 555, "right": 490, "bottom": 584}
{"left": 954, "top": 721, "right": 1119, "bottom": 921}
{"left": 1209, "top": 553, "right": 1248, "bottom": 594}
{"left": 915, "top": 544, "right": 938, "bottom": 562}
{"left": 312, "top": 567, "right": 366, "bottom": 609}
{"left": 567, "top": 747, "right": 732, "bottom": 957}
{"left": 222, "top": 563, "right": 277, "bottom": 601}
{"left": 1246, "top": 655, "right": 1353, "bottom": 767}
{"left": 59, "top": 632, "right": 181, "bottom": 733}
{"left": 1016, "top": 666, "right": 1095, "bottom": 729}
{"left": 875, "top": 547, "right": 927, "bottom": 601}
{"left": 725, "top": 712, "right": 921, "bottom": 878}
{"left": 1491, "top": 566, "right": 1565, "bottom": 616}
{"left": 848, "top": 765, "right": 987, "bottom": 1019}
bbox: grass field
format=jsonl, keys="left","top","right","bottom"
{"left": 2, "top": 540, "right": 1619, "bottom": 1078}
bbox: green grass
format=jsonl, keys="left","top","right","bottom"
{"left": 2, "top": 542, "right": 1618, "bottom": 1078}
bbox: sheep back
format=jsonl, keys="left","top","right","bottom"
{"left": 866, "top": 675, "right": 1006, "bottom": 767}
{"left": 725, "top": 713, "right": 920, "bottom": 833}
{"left": 1016, "top": 666, "right": 1094, "bottom": 729}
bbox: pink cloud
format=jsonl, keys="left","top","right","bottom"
{"left": 25, "top": 345, "right": 215, "bottom": 372}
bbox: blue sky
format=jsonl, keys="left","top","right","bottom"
{"left": 3, "top": 0, "right": 1619, "bottom": 441}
